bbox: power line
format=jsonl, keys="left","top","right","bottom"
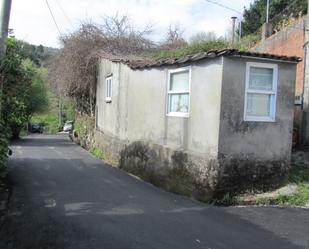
{"left": 54, "top": 0, "right": 73, "bottom": 27}
{"left": 204, "top": 0, "right": 242, "bottom": 16}
{"left": 45, "top": 0, "right": 62, "bottom": 35}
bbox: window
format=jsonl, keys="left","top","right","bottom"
{"left": 167, "top": 67, "right": 191, "bottom": 117}
{"left": 244, "top": 62, "right": 278, "bottom": 122}
{"left": 105, "top": 76, "right": 112, "bottom": 102}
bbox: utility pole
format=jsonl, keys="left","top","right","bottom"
{"left": 231, "top": 16, "right": 237, "bottom": 44}
{"left": 0, "top": 0, "right": 11, "bottom": 62}
{"left": 266, "top": 0, "right": 270, "bottom": 23}
{"left": 238, "top": 21, "right": 242, "bottom": 42}
{"left": 0, "top": 0, "right": 12, "bottom": 112}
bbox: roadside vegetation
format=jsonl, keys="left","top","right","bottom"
{"left": 256, "top": 162, "right": 309, "bottom": 207}
{"left": 0, "top": 123, "right": 10, "bottom": 177}
{"left": 72, "top": 114, "right": 94, "bottom": 149}
{"left": 30, "top": 91, "right": 75, "bottom": 134}
{"left": 0, "top": 38, "right": 53, "bottom": 177}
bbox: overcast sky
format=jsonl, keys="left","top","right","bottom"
{"left": 9, "top": 0, "right": 254, "bottom": 48}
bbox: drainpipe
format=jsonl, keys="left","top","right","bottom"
{"left": 302, "top": 1, "right": 309, "bottom": 143}
{"left": 266, "top": 0, "right": 270, "bottom": 24}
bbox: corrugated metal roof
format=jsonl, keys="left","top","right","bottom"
{"left": 104, "top": 49, "right": 301, "bottom": 70}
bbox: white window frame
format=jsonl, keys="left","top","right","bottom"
{"left": 166, "top": 67, "right": 191, "bottom": 118}
{"left": 105, "top": 75, "right": 112, "bottom": 102}
{"left": 244, "top": 62, "right": 278, "bottom": 122}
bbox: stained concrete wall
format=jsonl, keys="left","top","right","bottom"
{"left": 95, "top": 58, "right": 223, "bottom": 199}
{"left": 217, "top": 57, "right": 297, "bottom": 193}
{"left": 96, "top": 57, "right": 223, "bottom": 158}
{"left": 95, "top": 56, "right": 297, "bottom": 198}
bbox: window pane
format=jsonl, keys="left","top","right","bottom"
{"left": 106, "top": 81, "right": 109, "bottom": 97}
{"left": 169, "top": 93, "right": 189, "bottom": 113}
{"left": 108, "top": 80, "right": 111, "bottom": 97}
{"left": 249, "top": 67, "right": 273, "bottom": 90}
{"left": 106, "top": 79, "right": 112, "bottom": 98}
{"left": 170, "top": 71, "right": 189, "bottom": 91}
{"left": 247, "top": 93, "right": 271, "bottom": 117}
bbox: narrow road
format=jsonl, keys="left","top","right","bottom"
{"left": 0, "top": 134, "right": 308, "bottom": 249}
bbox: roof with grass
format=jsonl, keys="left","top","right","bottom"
{"left": 100, "top": 49, "right": 301, "bottom": 70}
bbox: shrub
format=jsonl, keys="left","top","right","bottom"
{"left": 0, "top": 122, "right": 10, "bottom": 177}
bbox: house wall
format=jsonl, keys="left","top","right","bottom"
{"left": 95, "top": 56, "right": 297, "bottom": 199}
{"left": 217, "top": 57, "right": 297, "bottom": 194}
{"left": 95, "top": 58, "right": 224, "bottom": 200}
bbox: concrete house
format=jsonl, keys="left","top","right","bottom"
{"left": 94, "top": 49, "right": 300, "bottom": 200}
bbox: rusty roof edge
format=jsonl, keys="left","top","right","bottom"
{"left": 99, "top": 49, "right": 301, "bottom": 69}
{"left": 231, "top": 51, "right": 301, "bottom": 64}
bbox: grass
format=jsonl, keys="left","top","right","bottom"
{"left": 90, "top": 146, "right": 105, "bottom": 160}
{"left": 148, "top": 36, "right": 260, "bottom": 60}
{"left": 257, "top": 163, "right": 309, "bottom": 207}
{"left": 150, "top": 40, "right": 231, "bottom": 60}
{"left": 213, "top": 193, "right": 240, "bottom": 206}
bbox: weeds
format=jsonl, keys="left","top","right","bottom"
{"left": 257, "top": 162, "right": 309, "bottom": 207}
{"left": 213, "top": 193, "right": 240, "bottom": 206}
{"left": 90, "top": 147, "right": 105, "bottom": 160}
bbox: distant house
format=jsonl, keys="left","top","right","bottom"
{"left": 94, "top": 49, "right": 299, "bottom": 200}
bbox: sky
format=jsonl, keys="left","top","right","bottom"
{"left": 9, "top": 0, "right": 254, "bottom": 48}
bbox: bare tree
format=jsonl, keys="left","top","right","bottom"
{"left": 48, "top": 15, "right": 154, "bottom": 116}
{"left": 189, "top": 31, "right": 218, "bottom": 44}
{"left": 160, "top": 24, "right": 187, "bottom": 50}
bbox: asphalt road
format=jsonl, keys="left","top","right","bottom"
{"left": 0, "top": 134, "right": 308, "bottom": 249}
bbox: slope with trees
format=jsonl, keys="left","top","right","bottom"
{"left": 242, "top": 0, "right": 307, "bottom": 36}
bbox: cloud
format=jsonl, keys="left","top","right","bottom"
{"left": 9, "top": 0, "right": 253, "bottom": 47}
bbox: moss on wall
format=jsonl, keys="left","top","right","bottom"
{"left": 119, "top": 142, "right": 215, "bottom": 201}
{"left": 215, "top": 154, "right": 289, "bottom": 197}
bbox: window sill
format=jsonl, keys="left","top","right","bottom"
{"left": 166, "top": 112, "right": 190, "bottom": 118}
{"left": 244, "top": 116, "right": 275, "bottom": 122}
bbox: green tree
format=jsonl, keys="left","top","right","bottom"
{"left": 242, "top": 0, "right": 307, "bottom": 36}
{"left": 1, "top": 38, "right": 49, "bottom": 138}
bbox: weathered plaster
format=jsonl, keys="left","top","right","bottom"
{"left": 95, "top": 56, "right": 297, "bottom": 199}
